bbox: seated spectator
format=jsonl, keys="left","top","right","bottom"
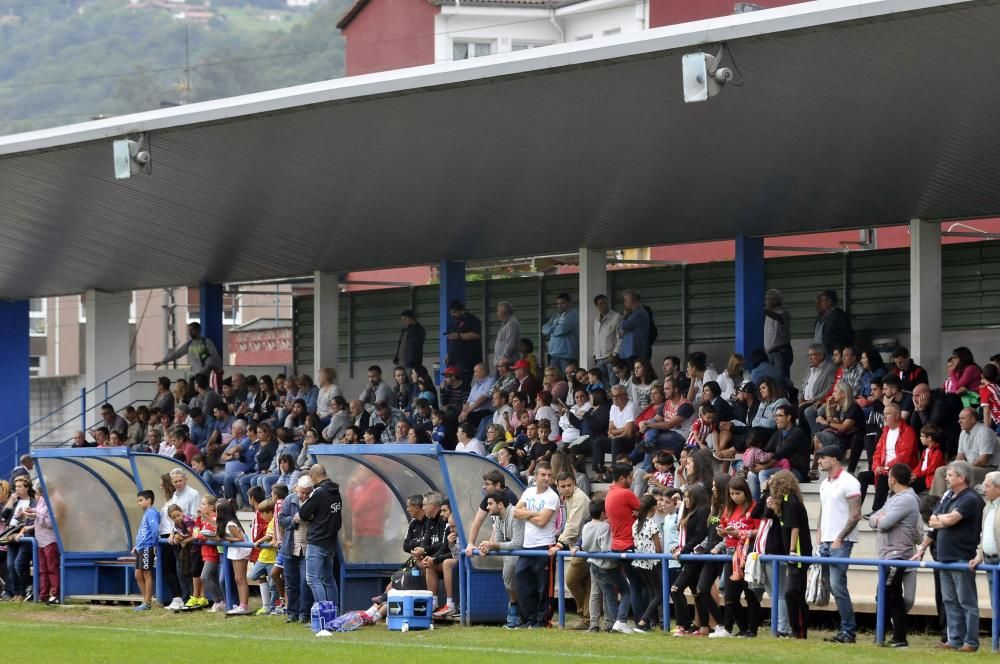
{"left": 798, "top": 344, "right": 836, "bottom": 426}
{"left": 685, "top": 351, "right": 719, "bottom": 407}
{"left": 454, "top": 422, "right": 486, "bottom": 455}
{"left": 858, "top": 349, "right": 888, "bottom": 405}
{"left": 512, "top": 360, "right": 540, "bottom": 406}
{"left": 439, "top": 367, "right": 470, "bottom": 422}
{"left": 542, "top": 366, "right": 569, "bottom": 404}
{"left": 390, "top": 366, "right": 418, "bottom": 414}
{"left": 321, "top": 396, "right": 350, "bottom": 442}
{"left": 858, "top": 403, "right": 918, "bottom": 514}
{"left": 315, "top": 367, "right": 343, "bottom": 424}
{"left": 490, "top": 390, "right": 515, "bottom": 436}
{"left": 415, "top": 374, "right": 439, "bottom": 409}
{"left": 748, "top": 404, "right": 809, "bottom": 501}
{"left": 889, "top": 346, "right": 929, "bottom": 392}
{"left": 394, "top": 420, "right": 412, "bottom": 443}
{"left": 533, "top": 391, "right": 560, "bottom": 441}
{"left": 460, "top": 363, "right": 495, "bottom": 436}
{"left": 912, "top": 424, "right": 947, "bottom": 495}
{"left": 930, "top": 408, "right": 999, "bottom": 496}
{"left": 358, "top": 365, "right": 393, "bottom": 410}
{"left": 363, "top": 424, "right": 385, "bottom": 443}
{"left": 591, "top": 385, "right": 637, "bottom": 481}
{"left": 809, "top": 382, "right": 862, "bottom": 479}
{"left": 749, "top": 348, "right": 785, "bottom": 394}
{"left": 839, "top": 346, "right": 865, "bottom": 397}
{"left": 982, "top": 364, "right": 1000, "bottom": 432}
{"left": 519, "top": 338, "right": 541, "bottom": 381}
{"left": 493, "top": 358, "right": 517, "bottom": 397}
{"left": 716, "top": 353, "right": 747, "bottom": 403}
{"left": 626, "top": 358, "right": 658, "bottom": 411}
{"left": 369, "top": 401, "right": 405, "bottom": 443}
{"left": 945, "top": 346, "right": 983, "bottom": 401}
{"left": 910, "top": 383, "right": 962, "bottom": 457}
{"left": 205, "top": 419, "right": 251, "bottom": 500}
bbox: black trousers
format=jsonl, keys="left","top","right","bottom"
{"left": 515, "top": 547, "right": 551, "bottom": 627}
{"left": 695, "top": 560, "right": 724, "bottom": 627}
{"left": 883, "top": 565, "right": 908, "bottom": 643}
{"left": 634, "top": 565, "right": 662, "bottom": 626}
{"left": 858, "top": 472, "right": 891, "bottom": 513}
{"left": 591, "top": 437, "right": 636, "bottom": 472}
{"left": 670, "top": 562, "right": 701, "bottom": 630}
{"left": 785, "top": 564, "right": 809, "bottom": 638}
{"left": 159, "top": 536, "right": 183, "bottom": 600}
{"left": 723, "top": 560, "right": 761, "bottom": 634}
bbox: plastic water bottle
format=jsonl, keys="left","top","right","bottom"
{"left": 401, "top": 621, "right": 409, "bottom": 633}
{"left": 310, "top": 603, "right": 323, "bottom": 633}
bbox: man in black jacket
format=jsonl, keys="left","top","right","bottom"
{"left": 403, "top": 494, "right": 428, "bottom": 557}
{"left": 748, "top": 404, "right": 811, "bottom": 501}
{"left": 394, "top": 310, "right": 425, "bottom": 369}
{"left": 910, "top": 384, "right": 963, "bottom": 458}
{"left": 414, "top": 492, "right": 449, "bottom": 596}
{"left": 813, "top": 290, "right": 854, "bottom": 356}
{"left": 296, "top": 464, "right": 343, "bottom": 604}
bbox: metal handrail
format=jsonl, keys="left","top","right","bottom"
{"left": 458, "top": 548, "right": 1000, "bottom": 652}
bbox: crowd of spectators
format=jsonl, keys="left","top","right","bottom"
{"left": 10, "top": 287, "right": 1000, "bottom": 649}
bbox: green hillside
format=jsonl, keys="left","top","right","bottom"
{"left": 0, "top": 0, "right": 351, "bottom": 136}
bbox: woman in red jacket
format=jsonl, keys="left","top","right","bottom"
{"left": 858, "top": 402, "right": 917, "bottom": 516}
{"left": 911, "top": 423, "right": 947, "bottom": 495}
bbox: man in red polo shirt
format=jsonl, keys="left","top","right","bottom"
{"left": 604, "top": 463, "right": 640, "bottom": 632}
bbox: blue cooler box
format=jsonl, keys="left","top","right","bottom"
{"left": 386, "top": 590, "right": 434, "bottom": 631}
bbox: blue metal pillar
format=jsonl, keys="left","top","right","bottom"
{"left": 735, "top": 235, "right": 765, "bottom": 357}
{"left": 199, "top": 282, "right": 224, "bottom": 356}
{"left": 0, "top": 300, "right": 29, "bottom": 474}
{"left": 438, "top": 261, "right": 466, "bottom": 377}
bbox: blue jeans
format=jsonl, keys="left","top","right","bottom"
{"left": 305, "top": 544, "right": 338, "bottom": 604}
{"left": 590, "top": 564, "right": 630, "bottom": 622}
{"left": 238, "top": 472, "right": 262, "bottom": 506}
{"left": 940, "top": 568, "right": 979, "bottom": 650}
{"left": 818, "top": 541, "right": 855, "bottom": 638}
{"left": 283, "top": 552, "right": 313, "bottom": 620}
{"left": 6, "top": 540, "right": 31, "bottom": 597}
{"left": 203, "top": 470, "right": 225, "bottom": 496}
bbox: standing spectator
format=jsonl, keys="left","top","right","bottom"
{"left": 767, "top": 470, "right": 812, "bottom": 639}
{"left": 445, "top": 300, "right": 482, "bottom": 383}
{"left": 296, "top": 464, "right": 343, "bottom": 606}
{"left": 815, "top": 445, "right": 862, "bottom": 644}
{"left": 592, "top": 295, "right": 622, "bottom": 387}
{"left": 629, "top": 494, "right": 663, "bottom": 633}
{"left": 615, "top": 289, "right": 651, "bottom": 365}
{"left": 915, "top": 461, "right": 984, "bottom": 652}
{"left": 764, "top": 289, "right": 793, "bottom": 379}
{"left": 869, "top": 463, "right": 921, "bottom": 648}
{"left": 154, "top": 321, "right": 222, "bottom": 381}
{"left": 393, "top": 310, "right": 425, "bottom": 370}
{"left": 578, "top": 498, "right": 625, "bottom": 633}
{"left": 971, "top": 471, "right": 1000, "bottom": 598}
{"left": 890, "top": 346, "right": 929, "bottom": 392}
{"left": 493, "top": 301, "right": 521, "bottom": 367}
{"left": 474, "top": 491, "right": 524, "bottom": 628}
{"left": 669, "top": 484, "right": 711, "bottom": 636}
{"left": 813, "top": 289, "right": 853, "bottom": 355}
{"left": 859, "top": 403, "right": 918, "bottom": 515}
{"left": 719, "top": 477, "right": 761, "bottom": 638}
{"left": 132, "top": 490, "right": 160, "bottom": 612}
{"left": 542, "top": 293, "right": 579, "bottom": 372}
{"left": 930, "top": 408, "right": 999, "bottom": 496}
{"left": 605, "top": 463, "right": 640, "bottom": 633}
{"left": 513, "top": 462, "right": 560, "bottom": 628}
{"left": 278, "top": 476, "right": 314, "bottom": 624}
{"left": 358, "top": 366, "right": 392, "bottom": 410}
{"left": 551, "top": 471, "right": 591, "bottom": 629}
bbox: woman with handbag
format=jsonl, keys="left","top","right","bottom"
{"left": 2, "top": 476, "right": 37, "bottom": 601}
{"left": 718, "top": 477, "right": 761, "bottom": 638}
{"left": 766, "top": 470, "right": 813, "bottom": 639}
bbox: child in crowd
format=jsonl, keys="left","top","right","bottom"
{"left": 587, "top": 368, "right": 606, "bottom": 394}
{"left": 250, "top": 499, "right": 279, "bottom": 615}
{"left": 133, "top": 490, "right": 159, "bottom": 611}
{"left": 525, "top": 422, "right": 556, "bottom": 479}
{"left": 686, "top": 404, "right": 718, "bottom": 450}
{"left": 577, "top": 498, "right": 630, "bottom": 634}
{"left": 270, "top": 483, "right": 289, "bottom": 612}
{"left": 644, "top": 453, "right": 676, "bottom": 491}
{"left": 657, "top": 489, "right": 682, "bottom": 585}
{"left": 496, "top": 446, "right": 519, "bottom": 476}
{"left": 430, "top": 410, "right": 448, "bottom": 446}
{"left": 742, "top": 436, "right": 788, "bottom": 476}
{"left": 217, "top": 499, "right": 252, "bottom": 615}
{"left": 167, "top": 505, "right": 205, "bottom": 608}
{"left": 912, "top": 424, "right": 947, "bottom": 495}
{"left": 196, "top": 495, "right": 225, "bottom": 612}
{"left": 519, "top": 338, "right": 541, "bottom": 381}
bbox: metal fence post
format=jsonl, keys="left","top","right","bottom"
{"left": 662, "top": 561, "right": 671, "bottom": 633}
{"left": 29, "top": 537, "right": 39, "bottom": 603}
{"left": 993, "top": 567, "right": 999, "bottom": 653}
{"left": 770, "top": 559, "right": 780, "bottom": 637}
{"left": 874, "top": 563, "right": 887, "bottom": 645}
{"left": 557, "top": 553, "right": 566, "bottom": 628}
{"left": 80, "top": 388, "right": 87, "bottom": 432}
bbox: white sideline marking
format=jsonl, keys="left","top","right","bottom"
{"left": 0, "top": 621, "right": 708, "bottom": 662}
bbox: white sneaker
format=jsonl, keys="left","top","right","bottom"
{"left": 611, "top": 620, "right": 634, "bottom": 634}
{"left": 226, "top": 605, "right": 250, "bottom": 615}
{"left": 709, "top": 626, "right": 732, "bottom": 638}
{"left": 167, "top": 597, "right": 184, "bottom": 610}
{"left": 209, "top": 602, "right": 226, "bottom": 612}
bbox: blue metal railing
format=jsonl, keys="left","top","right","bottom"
{"left": 458, "top": 549, "right": 1000, "bottom": 651}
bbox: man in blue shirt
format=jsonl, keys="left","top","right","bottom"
{"left": 915, "top": 460, "right": 984, "bottom": 652}
{"left": 542, "top": 293, "right": 579, "bottom": 373}
{"left": 615, "top": 289, "right": 650, "bottom": 364}
{"left": 460, "top": 362, "right": 496, "bottom": 439}
{"left": 133, "top": 490, "right": 160, "bottom": 611}
{"left": 188, "top": 407, "right": 215, "bottom": 449}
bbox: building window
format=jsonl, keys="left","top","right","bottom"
{"left": 512, "top": 41, "right": 554, "bottom": 51}
{"left": 223, "top": 293, "right": 242, "bottom": 326}
{"left": 29, "top": 355, "right": 45, "bottom": 377}
{"left": 29, "top": 298, "right": 47, "bottom": 336}
{"left": 453, "top": 40, "right": 492, "bottom": 60}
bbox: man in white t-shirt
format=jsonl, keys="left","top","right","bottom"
{"left": 815, "top": 445, "right": 862, "bottom": 644}
{"left": 592, "top": 385, "right": 637, "bottom": 478}
{"left": 512, "top": 462, "right": 560, "bottom": 628}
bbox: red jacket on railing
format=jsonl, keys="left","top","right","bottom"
{"left": 871, "top": 421, "right": 918, "bottom": 476}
